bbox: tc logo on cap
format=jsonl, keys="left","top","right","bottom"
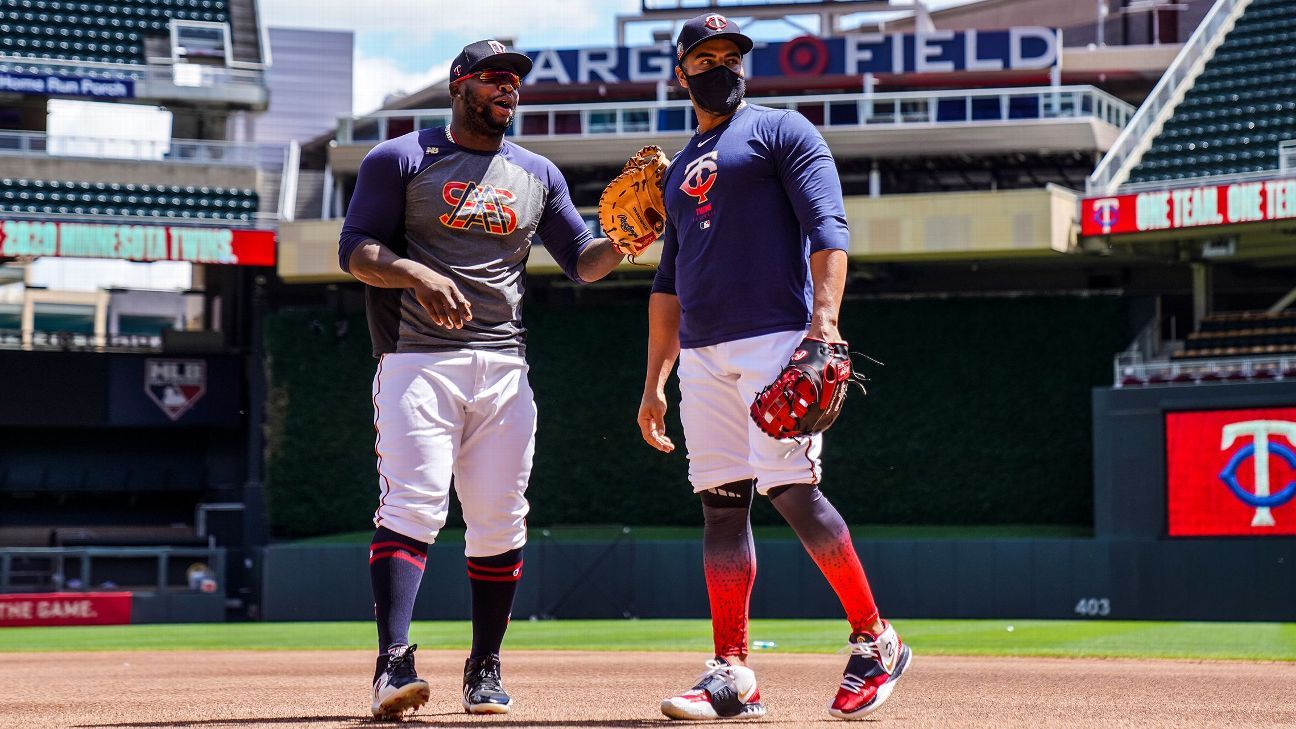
{"left": 488, "top": 40, "right": 506, "bottom": 54}
{"left": 704, "top": 14, "right": 728, "bottom": 30}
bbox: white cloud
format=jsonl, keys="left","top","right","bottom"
{"left": 261, "top": 0, "right": 630, "bottom": 40}
{"left": 353, "top": 54, "right": 451, "bottom": 115}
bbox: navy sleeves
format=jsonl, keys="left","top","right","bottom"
{"left": 651, "top": 217, "right": 678, "bottom": 296}
{"left": 771, "top": 111, "right": 850, "bottom": 254}
{"left": 338, "top": 140, "right": 412, "bottom": 273}
{"left": 535, "top": 163, "right": 593, "bottom": 283}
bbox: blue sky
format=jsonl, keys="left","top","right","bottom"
{"left": 257, "top": 0, "right": 972, "bottom": 114}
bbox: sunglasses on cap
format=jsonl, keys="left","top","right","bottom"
{"left": 452, "top": 69, "right": 521, "bottom": 86}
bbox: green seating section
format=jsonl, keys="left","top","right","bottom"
{"left": 0, "top": 177, "right": 258, "bottom": 221}
{"left": 0, "top": 0, "right": 229, "bottom": 66}
{"left": 1128, "top": 0, "right": 1296, "bottom": 183}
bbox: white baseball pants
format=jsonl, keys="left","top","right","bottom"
{"left": 678, "top": 329, "right": 824, "bottom": 494}
{"left": 371, "top": 350, "right": 535, "bottom": 556}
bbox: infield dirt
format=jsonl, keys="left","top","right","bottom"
{"left": 2, "top": 649, "right": 1293, "bottom": 728}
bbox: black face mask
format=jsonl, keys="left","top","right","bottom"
{"left": 684, "top": 65, "right": 745, "bottom": 116}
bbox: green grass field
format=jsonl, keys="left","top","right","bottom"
{"left": 2, "top": 619, "right": 1292, "bottom": 661}
{"left": 298, "top": 524, "right": 1093, "bottom": 544}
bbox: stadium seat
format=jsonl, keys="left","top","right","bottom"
{"left": 0, "top": 0, "right": 231, "bottom": 65}
{"left": 0, "top": 177, "right": 258, "bottom": 221}
{"left": 1128, "top": 2, "right": 1296, "bottom": 184}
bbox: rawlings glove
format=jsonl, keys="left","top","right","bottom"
{"left": 750, "top": 338, "right": 867, "bottom": 440}
{"left": 598, "top": 145, "right": 670, "bottom": 257}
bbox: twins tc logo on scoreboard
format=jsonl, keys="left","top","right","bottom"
{"left": 1218, "top": 420, "right": 1296, "bottom": 527}
{"left": 1165, "top": 408, "right": 1296, "bottom": 536}
{"left": 1090, "top": 198, "right": 1120, "bottom": 234}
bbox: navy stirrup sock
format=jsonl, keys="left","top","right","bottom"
{"left": 467, "top": 547, "right": 524, "bottom": 658}
{"left": 369, "top": 526, "right": 429, "bottom": 654}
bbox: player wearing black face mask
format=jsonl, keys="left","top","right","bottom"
{"left": 646, "top": 11, "right": 913, "bottom": 725}
{"left": 683, "top": 63, "right": 746, "bottom": 117}
{"left": 672, "top": 15, "right": 753, "bottom": 133}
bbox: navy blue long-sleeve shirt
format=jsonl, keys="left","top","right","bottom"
{"left": 652, "top": 104, "right": 851, "bottom": 349}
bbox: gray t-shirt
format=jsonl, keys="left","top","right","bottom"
{"left": 339, "top": 127, "right": 593, "bottom": 356}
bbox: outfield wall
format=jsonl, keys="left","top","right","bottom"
{"left": 263, "top": 295, "right": 1128, "bottom": 536}
{"left": 261, "top": 537, "right": 1295, "bottom": 622}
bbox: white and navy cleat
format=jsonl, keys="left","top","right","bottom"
{"left": 371, "top": 643, "right": 431, "bottom": 719}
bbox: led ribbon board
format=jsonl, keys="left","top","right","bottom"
{"left": 0, "top": 221, "right": 275, "bottom": 266}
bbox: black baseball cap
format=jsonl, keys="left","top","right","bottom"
{"left": 449, "top": 39, "right": 533, "bottom": 82}
{"left": 675, "top": 13, "right": 754, "bottom": 66}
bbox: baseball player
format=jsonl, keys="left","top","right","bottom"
{"left": 338, "top": 39, "right": 627, "bottom": 719}
{"left": 637, "top": 15, "right": 911, "bottom": 721}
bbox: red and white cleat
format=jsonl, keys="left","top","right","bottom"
{"left": 828, "top": 621, "right": 911, "bottom": 720}
{"left": 660, "top": 658, "right": 767, "bottom": 721}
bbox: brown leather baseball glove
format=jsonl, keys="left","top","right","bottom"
{"left": 598, "top": 145, "right": 670, "bottom": 257}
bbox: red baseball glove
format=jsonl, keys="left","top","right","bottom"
{"left": 750, "top": 338, "right": 866, "bottom": 439}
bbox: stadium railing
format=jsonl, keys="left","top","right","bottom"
{"left": 0, "top": 329, "right": 162, "bottom": 353}
{"left": 1107, "top": 161, "right": 1285, "bottom": 193}
{"left": 1282, "top": 139, "right": 1296, "bottom": 170}
{"left": 0, "top": 54, "right": 267, "bottom": 86}
{"left": 1113, "top": 313, "right": 1296, "bottom": 387}
{"left": 1115, "top": 353, "right": 1296, "bottom": 386}
{"left": 335, "top": 85, "right": 1134, "bottom": 144}
{"left": 0, "top": 546, "right": 225, "bottom": 594}
{"left": 0, "top": 130, "right": 271, "bottom": 167}
{"left": 1087, "top": 0, "right": 1248, "bottom": 194}
{"left": 144, "top": 61, "right": 268, "bottom": 89}
{"left": 0, "top": 131, "right": 295, "bottom": 228}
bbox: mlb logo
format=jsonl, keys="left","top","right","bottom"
{"left": 144, "top": 359, "right": 207, "bottom": 421}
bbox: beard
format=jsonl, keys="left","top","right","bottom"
{"left": 464, "top": 95, "right": 513, "bottom": 135}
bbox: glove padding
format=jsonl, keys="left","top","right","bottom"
{"left": 750, "top": 338, "right": 862, "bottom": 440}
{"left": 598, "top": 145, "right": 670, "bottom": 257}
